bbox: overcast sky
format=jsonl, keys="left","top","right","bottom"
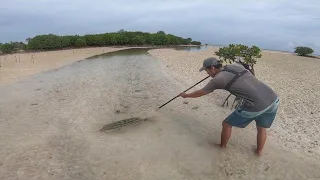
{"left": 1, "top": 0, "right": 319, "bottom": 54}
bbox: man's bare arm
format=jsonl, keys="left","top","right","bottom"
{"left": 180, "top": 89, "right": 209, "bottom": 98}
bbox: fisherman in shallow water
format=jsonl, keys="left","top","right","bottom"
{"left": 179, "top": 57, "right": 280, "bottom": 156}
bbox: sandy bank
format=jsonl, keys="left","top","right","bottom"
{"left": 148, "top": 47, "right": 320, "bottom": 159}
{"left": 0, "top": 47, "right": 132, "bottom": 85}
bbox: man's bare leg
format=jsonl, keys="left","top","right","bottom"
{"left": 220, "top": 121, "right": 232, "bottom": 148}
{"left": 256, "top": 126, "right": 267, "bottom": 156}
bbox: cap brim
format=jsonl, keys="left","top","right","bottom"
{"left": 199, "top": 66, "right": 205, "bottom": 72}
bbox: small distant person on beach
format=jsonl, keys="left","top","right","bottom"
{"left": 179, "top": 57, "right": 280, "bottom": 156}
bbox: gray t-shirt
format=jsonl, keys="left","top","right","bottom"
{"left": 202, "top": 63, "right": 278, "bottom": 112}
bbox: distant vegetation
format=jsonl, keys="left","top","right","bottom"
{"left": 215, "top": 44, "right": 262, "bottom": 75}
{"left": 0, "top": 43, "right": 15, "bottom": 54}
{"left": 294, "top": 46, "right": 314, "bottom": 57}
{"left": 0, "top": 30, "right": 201, "bottom": 54}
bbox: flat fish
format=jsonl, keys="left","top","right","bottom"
{"left": 99, "top": 117, "right": 149, "bottom": 131}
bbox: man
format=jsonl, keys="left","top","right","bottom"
{"left": 179, "top": 57, "right": 279, "bottom": 156}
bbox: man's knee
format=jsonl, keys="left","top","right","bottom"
{"left": 257, "top": 126, "right": 267, "bottom": 134}
{"left": 222, "top": 121, "right": 232, "bottom": 128}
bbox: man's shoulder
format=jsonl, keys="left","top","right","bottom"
{"left": 218, "top": 64, "right": 243, "bottom": 77}
{"left": 224, "top": 63, "right": 246, "bottom": 71}
{"left": 220, "top": 63, "right": 254, "bottom": 77}
{"left": 212, "top": 69, "right": 233, "bottom": 84}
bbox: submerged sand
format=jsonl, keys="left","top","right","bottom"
{"left": 148, "top": 47, "right": 320, "bottom": 158}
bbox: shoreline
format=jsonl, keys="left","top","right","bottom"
{"left": 0, "top": 44, "right": 202, "bottom": 55}
{"left": 1, "top": 44, "right": 318, "bottom": 87}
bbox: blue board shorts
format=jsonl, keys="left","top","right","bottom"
{"left": 224, "top": 98, "right": 280, "bottom": 128}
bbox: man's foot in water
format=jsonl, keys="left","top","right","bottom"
{"left": 212, "top": 143, "right": 226, "bottom": 149}
{"left": 255, "top": 149, "right": 262, "bottom": 156}
{"left": 220, "top": 143, "right": 226, "bottom": 148}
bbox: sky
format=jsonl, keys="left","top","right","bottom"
{"left": 1, "top": 0, "right": 319, "bottom": 54}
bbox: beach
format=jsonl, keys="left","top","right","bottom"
{"left": 0, "top": 46, "right": 319, "bottom": 179}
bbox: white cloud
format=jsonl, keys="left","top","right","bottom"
{"left": 0, "top": 0, "right": 319, "bottom": 53}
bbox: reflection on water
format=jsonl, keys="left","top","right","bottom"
{"left": 87, "top": 48, "right": 156, "bottom": 59}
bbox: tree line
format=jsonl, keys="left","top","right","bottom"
{"left": 0, "top": 30, "right": 201, "bottom": 53}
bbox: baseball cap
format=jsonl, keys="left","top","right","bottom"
{"left": 199, "top": 57, "right": 221, "bottom": 72}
